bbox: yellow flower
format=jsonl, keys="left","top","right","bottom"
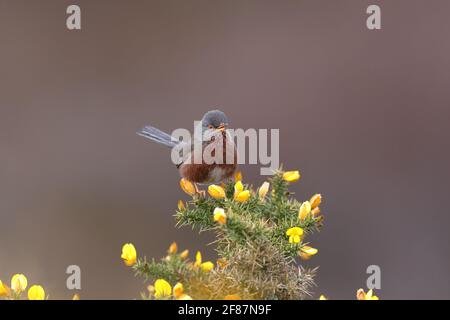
{"left": 356, "top": 289, "right": 379, "bottom": 300}
{"left": 311, "top": 207, "right": 321, "bottom": 216}
{"left": 319, "top": 295, "right": 327, "bottom": 300}
{"left": 286, "top": 227, "right": 303, "bottom": 244}
{"left": 154, "top": 279, "right": 172, "bottom": 299}
{"left": 177, "top": 200, "right": 186, "bottom": 211}
{"left": 235, "top": 190, "right": 250, "bottom": 203}
{"left": 11, "top": 274, "right": 27, "bottom": 293}
{"left": 258, "top": 182, "right": 270, "bottom": 200}
{"left": 310, "top": 194, "right": 322, "bottom": 209}
{"left": 208, "top": 184, "right": 226, "bottom": 199}
{"left": 121, "top": 243, "right": 137, "bottom": 266}
{"left": 72, "top": 293, "right": 80, "bottom": 300}
{"left": 224, "top": 294, "right": 241, "bottom": 300}
{"left": 233, "top": 181, "right": 251, "bottom": 202}
{"left": 194, "top": 251, "right": 214, "bottom": 272}
{"left": 298, "top": 201, "right": 312, "bottom": 220}
{"left": 234, "top": 171, "right": 243, "bottom": 182}
{"left": 201, "top": 261, "right": 214, "bottom": 272}
{"left": 194, "top": 251, "right": 202, "bottom": 267}
{"left": 173, "top": 282, "right": 184, "bottom": 299}
{"left": 283, "top": 170, "right": 301, "bottom": 183}
{"left": 234, "top": 181, "right": 244, "bottom": 194}
{"left": 357, "top": 289, "right": 365, "bottom": 300}
{"left": 28, "top": 285, "right": 45, "bottom": 300}
{"left": 168, "top": 242, "right": 178, "bottom": 255}
{"left": 299, "top": 246, "right": 318, "bottom": 260}
{"left": 180, "top": 178, "right": 196, "bottom": 196}
{"left": 0, "top": 280, "right": 10, "bottom": 297}
{"left": 173, "top": 282, "right": 193, "bottom": 300}
{"left": 180, "top": 249, "right": 189, "bottom": 260}
{"left": 213, "top": 207, "right": 227, "bottom": 224}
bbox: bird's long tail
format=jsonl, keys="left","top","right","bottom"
{"left": 137, "top": 125, "right": 178, "bottom": 148}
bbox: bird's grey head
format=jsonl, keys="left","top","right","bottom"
{"left": 201, "top": 110, "right": 229, "bottom": 131}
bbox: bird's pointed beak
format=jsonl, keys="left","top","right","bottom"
{"left": 216, "top": 124, "right": 226, "bottom": 132}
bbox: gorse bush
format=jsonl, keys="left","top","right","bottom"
{"left": 126, "top": 169, "right": 327, "bottom": 300}
{"left": 0, "top": 168, "right": 379, "bottom": 300}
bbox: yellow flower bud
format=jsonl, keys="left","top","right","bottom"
{"left": 154, "top": 279, "right": 172, "bottom": 299}
{"left": 173, "top": 282, "right": 184, "bottom": 299}
{"left": 366, "top": 289, "right": 379, "bottom": 300}
{"left": 283, "top": 170, "right": 301, "bottom": 183}
{"left": 208, "top": 184, "right": 226, "bottom": 199}
{"left": 299, "top": 246, "right": 318, "bottom": 260}
{"left": 213, "top": 207, "right": 227, "bottom": 224}
{"left": 258, "top": 182, "right": 270, "bottom": 200}
{"left": 298, "top": 201, "right": 312, "bottom": 220}
{"left": 168, "top": 242, "right": 177, "bottom": 255}
{"left": 194, "top": 251, "right": 202, "bottom": 267}
{"left": 177, "top": 200, "right": 186, "bottom": 211}
{"left": 11, "top": 274, "right": 27, "bottom": 293}
{"left": 356, "top": 289, "right": 365, "bottom": 300}
{"left": 201, "top": 261, "right": 214, "bottom": 273}
{"left": 235, "top": 190, "right": 250, "bottom": 203}
{"left": 28, "top": 285, "right": 45, "bottom": 300}
{"left": 180, "top": 249, "right": 189, "bottom": 260}
{"left": 224, "top": 294, "right": 241, "bottom": 300}
{"left": 311, "top": 207, "right": 321, "bottom": 216}
{"left": 286, "top": 227, "right": 303, "bottom": 244}
{"left": 180, "top": 178, "right": 196, "bottom": 196}
{"left": 234, "top": 171, "right": 243, "bottom": 182}
{"left": 0, "top": 280, "right": 10, "bottom": 297}
{"left": 121, "top": 243, "right": 137, "bottom": 267}
{"left": 356, "top": 288, "right": 379, "bottom": 300}
{"left": 310, "top": 194, "right": 322, "bottom": 209}
{"left": 234, "top": 181, "right": 244, "bottom": 194}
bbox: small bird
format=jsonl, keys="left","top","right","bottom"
{"left": 138, "top": 110, "right": 238, "bottom": 186}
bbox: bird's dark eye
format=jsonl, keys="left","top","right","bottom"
{"left": 208, "top": 125, "right": 214, "bottom": 129}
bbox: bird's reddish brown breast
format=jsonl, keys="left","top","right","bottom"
{"left": 180, "top": 162, "right": 237, "bottom": 184}
{"left": 179, "top": 133, "right": 237, "bottom": 183}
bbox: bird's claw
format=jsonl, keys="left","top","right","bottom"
{"left": 194, "top": 183, "right": 206, "bottom": 197}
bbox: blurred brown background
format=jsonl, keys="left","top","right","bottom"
{"left": 1, "top": 0, "right": 449, "bottom": 299}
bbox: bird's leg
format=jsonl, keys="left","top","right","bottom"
{"left": 194, "top": 183, "right": 206, "bottom": 197}
{"left": 194, "top": 183, "right": 200, "bottom": 193}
